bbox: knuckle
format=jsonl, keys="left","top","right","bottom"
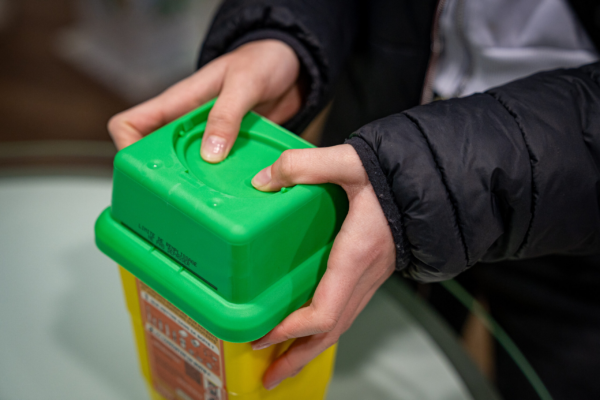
{"left": 316, "top": 314, "right": 338, "bottom": 333}
{"left": 275, "top": 320, "right": 300, "bottom": 342}
{"left": 277, "top": 150, "right": 298, "bottom": 181}
{"left": 207, "top": 109, "right": 236, "bottom": 131}
{"left": 279, "top": 326, "right": 296, "bottom": 342}
{"left": 107, "top": 114, "right": 124, "bottom": 137}
{"left": 279, "top": 354, "right": 298, "bottom": 373}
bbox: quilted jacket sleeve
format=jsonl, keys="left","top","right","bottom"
{"left": 198, "top": 0, "right": 361, "bottom": 133}
{"left": 347, "top": 63, "right": 600, "bottom": 282}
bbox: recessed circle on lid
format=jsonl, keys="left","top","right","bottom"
{"left": 182, "top": 131, "right": 284, "bottom": 198}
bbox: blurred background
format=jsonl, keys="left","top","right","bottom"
{"left": 0, "top": 0, "right": 219, "bottom": 173}
{"left": 0, "top": 1, "right": 506, "bottom": 400}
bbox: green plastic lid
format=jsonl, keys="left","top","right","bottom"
{"left": 95, "top": 99, "right": 348, "bottom": 342}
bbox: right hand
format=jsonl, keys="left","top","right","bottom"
{"left": 108, "top": 39, "right": 302, "bottom": 162}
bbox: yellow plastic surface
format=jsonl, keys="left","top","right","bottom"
{"left": 119, "top": 267, "right": 336, "bottom": 400}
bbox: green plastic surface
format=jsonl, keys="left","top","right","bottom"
{"left": 95, "top": 99, "right": 349, "bottom": 342}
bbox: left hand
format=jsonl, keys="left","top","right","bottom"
{"left": 250, "top": 144, "right": 396, "bottom": 390}
{"left": 108, "top": 39, "right": 301, "bottom": 161}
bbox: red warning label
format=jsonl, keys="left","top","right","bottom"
{"left": 137, "top": 280, "right": 227, "bottom": 400}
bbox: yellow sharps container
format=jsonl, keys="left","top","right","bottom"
{"left": 95, "top": 100, "right": 349, "bottom": 400}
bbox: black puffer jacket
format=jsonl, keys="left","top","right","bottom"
{"left": 199, "top": 0, "right": 600, "bottom": 282}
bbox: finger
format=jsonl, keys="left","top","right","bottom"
{"left": 262, "top": 271, "right": 390, "bottom": 390}
{"left": 262, "top": 334, "right": 332, "bottom": 390}
{"left": 108, "top": 59, "right": 224, "bottom": 150}
{"left": 200, "top": 71, "right": 264, "bottom": 163}
{"left": 251, "top": 145, "right": 368, "bottom": 191}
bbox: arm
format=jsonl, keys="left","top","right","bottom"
{"left": 250, "top": 62, "right": 600, "bottom": 389}
{"left": 347, "top": 62, "right": 600, "bottom": 281}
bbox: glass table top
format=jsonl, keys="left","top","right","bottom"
{"left": 0, "top": 174, "right": 497, "bottom": 400}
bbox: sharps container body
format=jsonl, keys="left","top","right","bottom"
{"left": 95, "top": 100, "right": 349, "bottom": 400}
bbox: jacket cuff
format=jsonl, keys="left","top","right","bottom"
{"left": 345, "top": 136, "right": 411, "bottom": 271}
{"left": 222, "top": 29, "right": 323, "bottom": 134}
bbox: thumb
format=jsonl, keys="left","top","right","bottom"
{"left": 251, "top": 145, "right": 366, "bottom": 191}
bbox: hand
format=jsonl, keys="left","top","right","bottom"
{"left": 250, "top": 144, "right": 396, "bottom": 390}
{"left": 108, "top": 39, "right": 302, "bottom": 162}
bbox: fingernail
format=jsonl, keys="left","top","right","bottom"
{"left": 201, "top": 136, "right": 227, "bottom": 163}
{"left": 265, "top": 379, "right": 283, "bottom": 391}
{"left": 251, "top": 342, "right": 272, "bottom": 351}
{"left": 251, "top": 167, "right": 271, "bottom": 189}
